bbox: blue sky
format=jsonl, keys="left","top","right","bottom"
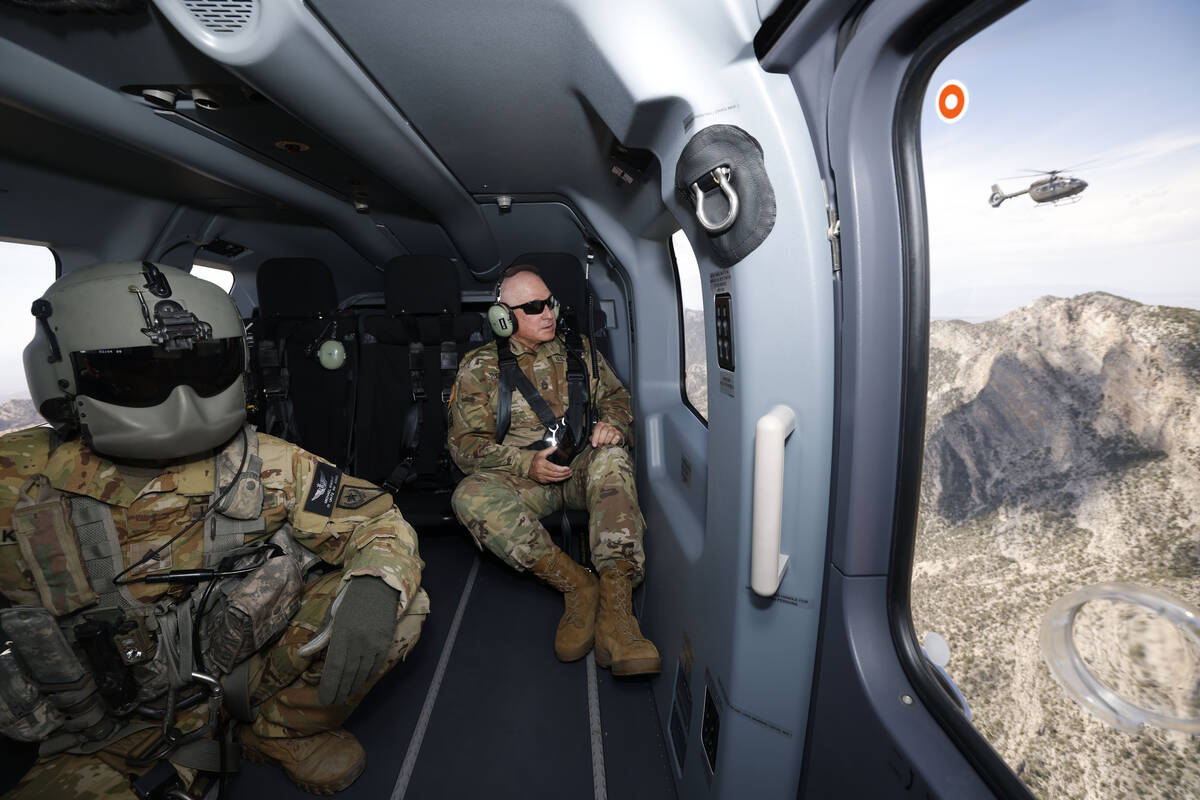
{"left": 922, "top": 0, "right": 1200, "bottom": 320}
{"left": 0, "top": 242, "right": 57, "bottom": 399}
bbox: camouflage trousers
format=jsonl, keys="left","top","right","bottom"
{"left": 452, "top": 444, "right": 646, "bottom": 579}
{"left": 3, "top": 571, "right": 429, "bottom": 799}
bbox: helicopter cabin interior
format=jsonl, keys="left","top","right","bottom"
{"left": 0, "top": 0, "right": 1049, "bottom": 798}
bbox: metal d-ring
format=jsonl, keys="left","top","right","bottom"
{"left": 690, "top": 166, "right": 739, "bottom": 234}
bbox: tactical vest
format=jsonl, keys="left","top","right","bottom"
{"left": 0, "top": 425, "right": 309, "bottom": 763}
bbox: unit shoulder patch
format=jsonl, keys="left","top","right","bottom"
{"left": 303, "top": 462, "right": 341, "bottom": 516}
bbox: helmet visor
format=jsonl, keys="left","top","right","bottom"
{"left": 71, "top": 338, "right": 244, "bottom": 408}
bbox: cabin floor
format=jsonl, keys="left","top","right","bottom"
{"left": 0, "top": 524, "right": 678, "bottom": 799}
{"left": 230, "top": 529, "right": 678, "bottom": 800}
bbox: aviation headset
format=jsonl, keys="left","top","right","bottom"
{"left": 487, "top": 264, "right": 560, "bottom": 338}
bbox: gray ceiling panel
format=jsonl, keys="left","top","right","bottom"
{"left": 0, "top": 102, "right": 266, "bottom": 209}
{"left": 0, "top": 3, "right": 231, "bottom": 89}
{"left": 308, "top": 0, "right": 642, "bottom": 204}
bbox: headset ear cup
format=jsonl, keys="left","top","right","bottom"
{"left": 488, "top": 303, "right": 516, "bottom": 338}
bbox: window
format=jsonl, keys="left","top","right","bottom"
{"left": 0, "top": 241, "right": 57, "bottom": 434}
{"left": 670, "top": 229, "right": 708, "bottom": 422}
{"left": 910, "top": 3, "right": 1200, "bottom": 799}
{"left": 192, "top": 262, "right": 235, "bottom": 293}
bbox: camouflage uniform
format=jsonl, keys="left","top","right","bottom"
{"left": 0, "top": 427, "right": 428, "bottom": 799}
{"left": 448, "top": 335, "right": 646, "bottom": 579}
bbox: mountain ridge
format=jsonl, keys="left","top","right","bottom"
{"left": 0, "top": 398, "right": 40, "bottom": 436}
{"left": 913, "top": 291, "right": 1200, "bottom": 800}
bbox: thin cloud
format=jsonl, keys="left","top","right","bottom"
{"left": 924, "top": 127, "right": 1200, "bottom": 320}
{"left": 1088, "top": 130, "right": 1200, "bottom": 174}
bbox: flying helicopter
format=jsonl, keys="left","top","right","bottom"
{"left": 989, "top": 167, "right": 1090, "bottom": 207}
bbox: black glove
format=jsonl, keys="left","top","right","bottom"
{"left": 317, "top": 577, "right": 401, "bottom": 706}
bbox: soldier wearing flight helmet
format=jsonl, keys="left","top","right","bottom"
{"left": 0, "top": 262, "right": 427, "bottom": 798}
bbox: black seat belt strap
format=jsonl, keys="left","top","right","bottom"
{"left": 509, "top": 365, "right": 559, "bottom": 429}
{"left": 495, "top": 336, "right": 594, "bottom": 444}
{"left": 563, "top": 328, "right": 591, "bottom": 447}
{"left": 380, "top": 315, "right": 421, "bottom": 494}
{"left": 409, "top": 341, "right": 426, "bottom": 402}
{"left": 495, "top": 338, "right": 515, "bottom": 443}
{"left": 494, "top": 337, "right": 560, "bottom": 441}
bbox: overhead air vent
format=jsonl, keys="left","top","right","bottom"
{"left": 181, "top": 0, "right": 256, "bottom": 34}
{"left": 0, "top": 0, "right": 146, "bottom": 13}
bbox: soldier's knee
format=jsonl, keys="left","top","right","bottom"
{"left": 389, "top": 588, "right": 430, "bottom": 664}
{"left": 452, "top": 472, "right": 521, "bottom": 522}
{"left": 451, "top": 480, "right": 473, "bottom": 520}
{"left": 451, "top": 475, "right": 489, "bottom": 521}
{"left": 589, "top": 446, "right": 634, "bottom": 477}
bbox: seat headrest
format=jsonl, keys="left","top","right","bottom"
{"left": 384, "top": 256, "right": 462, "bottom": 316}
{"left": 509, "top": 252, "right": 585, "bottom": 310}
{"left": 257, "top": 258, "right": 337, "bottom": 318}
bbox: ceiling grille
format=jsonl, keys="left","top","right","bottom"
{"left": 181, "top": 0, "right": 256, "bottom": 34}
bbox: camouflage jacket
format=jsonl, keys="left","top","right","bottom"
{"left": 448, "top": 334, "right": 633, "bottom": 477}
{"left": 0, "top": 427, "right": 423, "bottom": 614}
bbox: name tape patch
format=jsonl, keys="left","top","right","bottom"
{"left": 304, "top": 462, "right": 342, "bottom": 516}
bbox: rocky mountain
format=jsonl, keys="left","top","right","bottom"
{"left": 683, "top": 308, "right": 708, "bottom": 418}
{"left": 0, "top": 398, "right": 41, "bottom": 436}
{"left": 912, "top": 293, "right": 1200, "bottom": 800}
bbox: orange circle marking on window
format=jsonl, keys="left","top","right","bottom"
{"left": 935, "top": 81, "right": 968, "bottom": 123}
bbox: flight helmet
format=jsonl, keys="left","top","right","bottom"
{"left": 23, "top": 261, "right": 248, "bottom": 460}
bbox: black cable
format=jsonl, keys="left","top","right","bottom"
{"left": 125, "top": 704, "right": 218, "bottom": 768}
{"left": 153, "top": 238, "right": 208, "bottom": 265}
{"left": 113, "top": 428, "right": 250, "bottom": 587}
{"left": 188, "top": 544, "right": 282, "bottom": 673}
{"left": 191, "top": 576, "right": 219, "bottom": 675}
{"left": 116, "top": 428, "right": 251, "bottom": 792}
{"left": 133, "top": 689, "right": 205, "bottom": 720}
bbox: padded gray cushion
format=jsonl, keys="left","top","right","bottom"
{"left": 384, "top": 255, "right": 461, "bottom": 315}
{"left": 257, "top": 258, "right": 337, "bottom": 317}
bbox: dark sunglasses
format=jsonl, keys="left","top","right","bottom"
{"left": 512, "top": 295, "right": 558, "bottom": 315}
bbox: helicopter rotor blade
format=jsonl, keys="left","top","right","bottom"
{"left": 1056, "top": 158, "right": 1101, "bottom": 172}
{"left": 997, "top": 172, "right": 1046, "bottom": 180}
{"left": 1008, "top": 160, "right": 1100, "bottom": 178}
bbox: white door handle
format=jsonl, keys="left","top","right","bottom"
{"left": 751, "top": 405, "right": 795, "bottom": 596}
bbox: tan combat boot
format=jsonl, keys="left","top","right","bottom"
{"left": 240, "top": 727, "right": 366, "bottom": 795}
{"left": 595, "top": 560, "right": 661, "bottom": 677}
{"left": 530, "top": 548, "right": 599, "bottom": 662}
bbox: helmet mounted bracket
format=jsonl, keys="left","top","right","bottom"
{"left": 130, "top": 288, "right": 214, "bottom": 351}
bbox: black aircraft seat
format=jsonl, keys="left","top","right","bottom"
{"left": 508, "top": 251, "right": 608, "bottom": 356}
{"left": 251, "top": 257, "right": 357, "bottom": 467}
{"left": 354, "top": 255, "right": 477, "bottom": 527}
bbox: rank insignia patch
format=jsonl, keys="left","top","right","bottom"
{"left": 336, "top": 485, "right": 388, "bottom": 510}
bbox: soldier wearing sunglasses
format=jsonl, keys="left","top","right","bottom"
{"left": 448, "top": 265, "right": 660, "bottom": 677}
